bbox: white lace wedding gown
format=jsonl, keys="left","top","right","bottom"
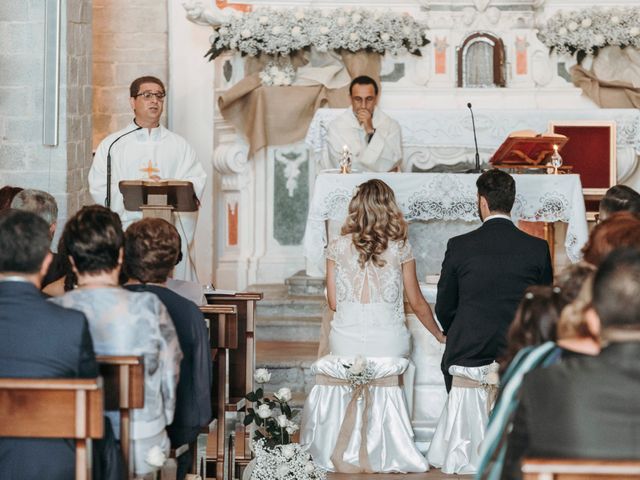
{"left": 300, "top": 235, "right": 428, "bottom": 473}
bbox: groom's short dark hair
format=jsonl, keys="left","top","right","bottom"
{"left": 476, "top": 169, "right": 515, "bottom": 214}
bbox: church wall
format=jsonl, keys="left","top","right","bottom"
{"left": 0, "top": 0, "right": 93, "bottom": 239}
{"left": 92, "top": 0, "right": 168, "bottom": 150}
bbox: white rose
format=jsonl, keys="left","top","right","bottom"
{"left": 241, "top": 29, "right": 251, "bottom": 39}
{"left": 291, "top": 26, "right": 302, "bottom": 38}
{"left": 558, "top": 27, "right": 567, "bottom": 36}
{"left": 304, "top": 462, "right": 315, "bottom": 473}
{"left": 568, "top": 21, "right": 578, "bottom": 31}
{"left": 349, "top": 355, "right": 367, "bottom": 375}
{"left": 257, "top": 404, "right": 272, "bottom": 419}
{"left": 254, "top": 368, "right": 271, "bottom": 384}
{"left": 269, "top": 66, "right": 279, "bottom": 75}
{"left": 581, "top": 17, "right": 592, "bottom": 28}
{"left": 594, "top": 34, "right": 605, "bottom": 45}
{"left": 144, "top": 445, "right": 166, "bottom": 468}
{"left": 281, "top": 444, "right": 296, "bottom": 459}
{"left": 352, "top": 13, "right": 362, "bottom": 23}
{"left": 276, "top": 464, "right": 289, "bottom": 478}
{"left": 273, "top": 72, "right": 286, "bottom": 85}
{"left": 381, "top": 32, "right": 390, "bottom": 42}
{"left": 350, "top": 32, "right": 359, "bottom": 41}
{"left": 259, "top": 16, "right": 269, "bottom": 25}
{"left": 631, "top": 27, "right": 640, "bottom": 37}
{"left": 295, "top": 10, "right": 305, "bottom": 21}
{"left": 337, "top": 17, "right": 347, "bottom": 26}
{"left": 276, "top": 414, "right": 288, "bottom": 427}
{"left": 272, "top": 25, "right": 282, "bottom": 35}
{"left": 319, "top": 26, "right": 330, "bottom": 35}
{"left": 611, "top": 16, "right": 620, "bottom": 25}
{"left": 402, "top": 26, "right": 412, "bottom": 36}
{"left": 275, "top": 387, "right": 292, "bottom": 402}
{"left": 285, "top": 420, "right": 299, "bottom": 434}
{"left": 219, "top": 27, "right": 228, "bottom": 35}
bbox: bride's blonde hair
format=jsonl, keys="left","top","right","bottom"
{"left": 341, "top": 179, "right": 408, "bottom": 268}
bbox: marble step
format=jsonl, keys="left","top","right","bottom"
{"left": 255, "top": 314, "right": 322, "bottom": 342}
{"left": 253, "top": 283, "right": 326, "bottom": 318}
{"left": 285, "top": 270, "right": 326, "bottom": 296}
{"left": 256, "top": 340, "right": 318, "bottom": 403}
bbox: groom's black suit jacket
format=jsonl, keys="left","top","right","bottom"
{"left": 436, "top": 218, "right": 553, "bottom": 389}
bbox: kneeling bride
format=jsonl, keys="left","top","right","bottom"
{"left": 300, "top": 179, "right": 446, "bottom": 473}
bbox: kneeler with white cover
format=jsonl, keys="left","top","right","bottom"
{"left": 427, "top": 363, "right": 499, "bottom": 474}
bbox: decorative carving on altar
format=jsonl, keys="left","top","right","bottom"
{"left": 457, "top": 32, "right": 506, "bottom": 87}
{"left": 213, "top": 143, "right": 250, "bottom": 189}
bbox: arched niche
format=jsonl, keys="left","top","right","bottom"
{"left": 457, "top": 32, "right": 506, "bottom": 88}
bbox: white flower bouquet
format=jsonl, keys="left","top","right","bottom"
{"left": 205, "top": 7, "right": 429, "bottom": 60}
{"left": 537, "top": 7, "right": 640, "bottom": 61}
{"left": 250, "top": 439, "right": 326, "bottom": 480}
{"left": 343, "top": 355, "right": 376, "bottom": 389}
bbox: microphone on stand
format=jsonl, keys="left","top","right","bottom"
{"left": 466, "top": 102, "right": 482, "bottom": 174}
{"left": 105, "top": 125, "right": 142, "bottom": 208}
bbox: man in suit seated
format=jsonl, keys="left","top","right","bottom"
{"left": 0, "top": 210, "right": 99, "bottom": 479}
{"left": 436, "top": 169, "right": 553, "bottom": 391}
{"left": 123, "top": 218, "right": 212, "bottom": 480}
{"left": 503, "top": 248, "right": 640, "bottom": 479}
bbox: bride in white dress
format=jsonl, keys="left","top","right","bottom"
{"left": 301, "top": 179, "right": 446, "bottom": 473}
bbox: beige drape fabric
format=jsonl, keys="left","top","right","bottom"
{"left": 571, "top": 64, "right": 640, "bottom": 108}
{"left": 218, "top": 51, "right": 381, "bottom": 156}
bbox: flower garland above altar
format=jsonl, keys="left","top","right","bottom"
{"left": 538, "top": 7, "right": 640, "bottom": 61}
{"left": 205, "top": 7, "right": 429, "bottom": 60}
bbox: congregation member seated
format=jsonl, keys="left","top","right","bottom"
{"left": 10, "top": 189, "right": 65, "bottom": 288}
{"left": 123, "top": 218, "right": 212, "bottom": 480}
{"left": 0, "top": 185, "right": 23, "bottom": 210}
{"left": 0, "top": 210, "right": 122, "bottom": 480}
{"left": 598, "top": 184, "right": 640, "bottom": 222}
{"left": 581, "top": 211, "right": 640, "bottom": 266}
{"left": 51, "top": 205, "right": 183, "bottom": 477}
{"left": 502, "top": 248, "right": 640, "bottom": 479}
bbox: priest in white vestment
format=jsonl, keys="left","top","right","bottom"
{"left": 88, "top": 76, "right": 207, "bottom": 281}
{"left": 327, "top": 75, "right": 402, "bottom": 172}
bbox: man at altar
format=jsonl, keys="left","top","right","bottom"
{"left": 88, "top": 76, "right": 207, "bottom": 281}
{"left": 327, "top": 75, "right": 403, "bottom": 172}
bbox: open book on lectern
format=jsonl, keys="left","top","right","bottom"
{"left": 491, "top": 130, "right": 568, "bottom": 167}
{"left": 119, "top": 179, "right": 199, "bottom": 213}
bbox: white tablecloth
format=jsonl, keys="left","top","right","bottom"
{"left": 303, "top": 172, "right": 588, "bottom": 268}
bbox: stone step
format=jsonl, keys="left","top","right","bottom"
{"left": 285, "top": 270, "right": 326, "bottom": 297}
{"left": 251, "top": 283, "right": 326, "bottom": 318}
{"left": 256, "top": 341, "right": 318, "bottom": 402}
{"left": 255, "top": 315, "right": 322, "bottom": 342}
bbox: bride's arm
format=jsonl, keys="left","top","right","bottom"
{"left": 326, "top": 259, "right": 337, "bottom": 311}
{"left": 402, "top": 260, "right": 445, "bottom": 343}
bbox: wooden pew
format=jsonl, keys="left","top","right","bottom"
{"left": 205, "top": 292, "right": 262, "bottom": 480}
{"left": 200, "top": 303, "right": 239, "bottom": 480}
{"left": 0, "top": 377, "right": 104, "bottom": 480}
{"left": 96, "top": 355, "right": 144, "bottom": 478}
{"left": 523, "top": 458, "right": 640, "bottom": 479}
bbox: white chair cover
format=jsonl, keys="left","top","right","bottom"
{"left": 427, "top": 363, "right": 496, "bottom": 474}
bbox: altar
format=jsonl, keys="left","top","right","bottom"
{"left": 303, "top": 172, "right": 589, "bottom": 277}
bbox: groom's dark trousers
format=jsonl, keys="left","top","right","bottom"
{"left": 435, "top": 218, "right": 553, "bottom": 391}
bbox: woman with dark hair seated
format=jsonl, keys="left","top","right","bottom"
{"left": 123, "top": 218, "right": 212, "bottom": 480}
{"left": 51, "top": 205, "right": 182, "bottom": 477}
{"left": 598, "top": 184, "right": 640, "bottom": 221}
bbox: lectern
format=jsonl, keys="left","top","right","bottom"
{"left": 119, "top": 180, "right": 198, "bottom": 223}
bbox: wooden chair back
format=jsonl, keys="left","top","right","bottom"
{"left": 0, "top": 377, "right": 103, "bottom": 480}
{"left": 523, "top": 458, "right": 640, "bottom": 480}
{"left": 96, "top": 355, "right": 144, "bottom": 478}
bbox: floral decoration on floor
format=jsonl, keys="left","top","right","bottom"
{"left": 537, "top": 7, "right": 640, "bottom": 61}
{"left": 205, "top": 7, "right": 429, "bottom": 60}
{"left": 243, "top": 368, "right": 326, "bottom": 480}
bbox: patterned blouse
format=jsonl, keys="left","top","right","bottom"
{"left": 51, "top": 287, "right": 183, "bottom": 439}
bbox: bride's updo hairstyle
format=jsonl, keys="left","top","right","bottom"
{"left": 341, "top": 179, "right": 408, "bottom": 268}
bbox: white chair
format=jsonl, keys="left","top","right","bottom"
{"left": 427, "top": 362, "right": 498, "bottom": 474}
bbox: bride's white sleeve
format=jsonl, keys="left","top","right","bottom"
{"left": 399, "top": 240, "right": 414, "bottom": 264}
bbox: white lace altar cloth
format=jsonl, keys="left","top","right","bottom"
{"left": 303, "top": 172, "right": 588, "bottom": 270}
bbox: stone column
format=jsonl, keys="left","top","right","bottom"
{"left": 0, "top": 0, "right": 92, "bottom": 234}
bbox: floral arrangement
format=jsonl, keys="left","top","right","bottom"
{"left": 259, "top": 61, "right": 296, "bottom": 86}
{"left": 537, "top": 7, "right": 640, "bottom": 62}
{"left": 250, "top": 439, "right": 326, "bottom": 480}
{"left": 244, "top": 368, "right": 325, "bottom": 479}
{"left": 343, "top": 355, "right": 375, "bottom": 389}
{"left": 206, "top": 7, "right": 429, "bottom": 61}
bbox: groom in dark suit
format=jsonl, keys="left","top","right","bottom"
{"left": 0, "top": 210, "right": 101, "bottom": 479}
{"left": 436, "top": 169, "right": 553, "bottom": 391}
